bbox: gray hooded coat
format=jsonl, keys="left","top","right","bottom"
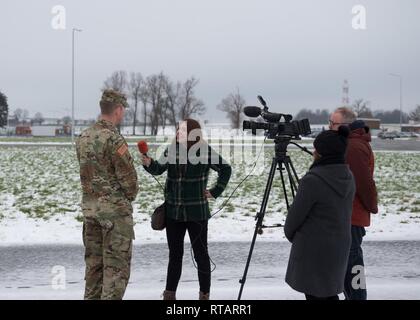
{"left": 284, "top": 164, "right": 355, "bottom": 297}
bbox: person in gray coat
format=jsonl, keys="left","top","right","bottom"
{"left": 284, "top": 126, "right": 355, "bottom": 300}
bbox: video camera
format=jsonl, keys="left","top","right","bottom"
{"left": 243, "top": 96, "right": 311, "bottom": 139}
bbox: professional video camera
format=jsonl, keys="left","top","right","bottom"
{"left": 238, "top": 95, "right": 312, "bottom": 300}
{"left": 243, "top": 96, "right": 311, "bottom": 139}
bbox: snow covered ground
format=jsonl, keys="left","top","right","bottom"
{"left": 0, "top": 143, "right": 420, "bottom": 246}
{"left": 0, "top": 144, "right": 419, "bottom": 245}
{"left": 0, "top": 201, "right": 420, "bottom": 246}
{"left": 0, "top": 143, "right": 419, "bottom": 300}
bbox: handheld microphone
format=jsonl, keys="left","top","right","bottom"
{"left": 137, "top": 140, "right": 149, "bottom": 156}
{"left": 138, "top": 140, "right": 164, "bottom": 190}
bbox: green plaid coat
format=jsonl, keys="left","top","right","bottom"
{"left": 144, "top": 142, "right": 232, "bottom": 221}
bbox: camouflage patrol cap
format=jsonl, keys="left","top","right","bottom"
{"left": 100, "top": 89, "right": 129, "bottom": 108}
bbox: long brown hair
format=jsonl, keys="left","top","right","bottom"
{"left": 177, "top": 118, "right": 203, "bottom": 149}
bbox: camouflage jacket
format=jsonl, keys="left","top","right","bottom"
{"left": 76, "top": 119, "right": 138, "bottom": 219}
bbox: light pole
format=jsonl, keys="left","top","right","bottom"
{"left": 72, "top": 28, "right": 82, "bottom": 144}
{"left": 389, "top": 73, "right": 403, "bottom": 131}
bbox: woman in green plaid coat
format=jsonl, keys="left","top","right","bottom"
{"left": 141, "top": 119, "right": 232, "bottom": 300}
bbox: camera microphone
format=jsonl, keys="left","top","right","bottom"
{"left": 244, "top": 106, "right": 282, "bottom": 122}
{"left": 244, "top": 106, "right": 262, "bottom": 118}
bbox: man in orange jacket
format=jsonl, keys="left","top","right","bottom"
{"left": 329, "top": 108, "right": 378, "bottom": 300}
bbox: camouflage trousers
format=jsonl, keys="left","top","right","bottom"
{"left": 82, "top": 215, "right": 134, "bottom": 300}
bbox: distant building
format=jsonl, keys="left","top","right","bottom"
{"left": 15, "top": 125, "right": 32, "bottom": 136}
{"left": 357, "top": 118, "right": 381, "bottom": 130}
{"left": 401, "top": 123, "right": 420, "bottom": 133}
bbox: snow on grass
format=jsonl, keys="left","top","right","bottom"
{"left": 0, "top": 145, "right": 419, "bottom": 245}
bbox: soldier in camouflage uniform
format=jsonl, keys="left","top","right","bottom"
{"left": 75, "top": 89, "right": 139, "bottom": 300}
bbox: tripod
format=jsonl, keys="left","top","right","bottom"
{"left": 237, "top": 136, "right": 312, "bottom": 300}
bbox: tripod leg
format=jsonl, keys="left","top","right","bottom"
{"left": 284, "top": 158, "right": 298, "bottom": 198}
{"left": 238, "top": 157, "right": 277, "bottom": 300}
{"left": 279, "top": 161, "right": 291, "bottom": 209}
{"left": 288, "top": 157, "right": 301, "bottom": 184}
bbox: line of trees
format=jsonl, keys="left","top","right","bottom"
{"left": 294, "top": 99, "right": 419, "bottom": 124}
{"left": 217, "top": 95, "right": 420, "bottom": 128}
{"left": 294, "top": 108, "right": 330, "bottom": 124}
{"left": 409, "top": 105, "right": 420, "bottom": 122}
{"left": 102, "top": 71, "right": 205, "bottom": 135}
{"left": 350, "top": 98, "right": 412, "bottom": 123}
{"left": 3, "top": 85, "right": 420, "bottom": 132}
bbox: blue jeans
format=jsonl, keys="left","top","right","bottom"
{"left": 344, "top": 226, "right": 367, "bottom": 300}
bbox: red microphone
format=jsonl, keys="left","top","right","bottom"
{"left": 137, "top": 140, "right": 149, "bottom": 156}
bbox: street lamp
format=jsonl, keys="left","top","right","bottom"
{"left": 389, "top": 73, "right": 403, "bottom": 131}
{"left": 72, "top": 28, "right": 82, "bottom": 144}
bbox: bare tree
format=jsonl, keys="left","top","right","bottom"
{"left": 146, "top": 73, "right": 167, "bottom": 135}
{"left": 128, "top": 72, "right": 143, "bottom": 135}
{"left": 33, "top": 112, "right": 44, "bottom": 125}
{"left": 13, "top": 108, "right": 29, "bottom": 124}
{"left": 352, "top": 99, "right": 373, "bottom": 118}
{"left": 409, "top": 105, "right": 420, "bottom": 122}
{"left": 217, "top": 89, "right": 246, "bottom": 129}
{"left": 103, "top": 70, "right": 128, "bottom": 93}
{"left": 123, "top": 108, "right": 135, "bottom": 125}
{"left": 178, "top": 77, "right": 205, "bottom": 120}
{"left": 139, "top": 84, "right": 149, "bottom": 135}
{"left": 158, "top": 74, "right": 171, "bottom": 132}
{"left": 62, "top": 116, "right": 72, "bottom": 125}
{"left": 164, "top": 80, "right": 181, "bottom": 128}
{"left": 102, "top": 70, "right": 129, "bottom": 133}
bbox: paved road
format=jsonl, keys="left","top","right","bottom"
{"left": 0, "top": 241, "right": 419, "bottom": 299}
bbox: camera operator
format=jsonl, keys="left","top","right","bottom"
{"left": 284, "top": 126, "right": 355, "bottom": 300}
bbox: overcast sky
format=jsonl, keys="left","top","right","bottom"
{"left": 1, "top": 0, "right": 419, "bottom": 122}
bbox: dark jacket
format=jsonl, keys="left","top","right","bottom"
{"left": 284, "top": 164, "right": 355, "bottom": 297}
{"left": 346, "top": 128, "right": 378, "bottom": 227}
{"left": 144, "top": 142, "right": 232, "bottom": 222}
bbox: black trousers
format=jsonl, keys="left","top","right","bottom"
{"left": 165, "top": 218, "right": 211, "bottom": 294}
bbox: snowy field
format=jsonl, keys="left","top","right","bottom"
{"left": 0, "top": 143, "right": 419, "bottom": 245}
{"left": 0, "top": 142, "right": 419, "bottom": 300}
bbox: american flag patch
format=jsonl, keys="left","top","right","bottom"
{"left": 117, "top": 144, "right": 128, "bottom": 156}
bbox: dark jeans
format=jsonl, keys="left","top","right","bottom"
{"left": 305, "top": 294, "right": 339, "bottom": 300}
{"left": 165, "top": 218, "right": 211, "bottom": 294}
{"left": 344, "top": 225, "right": 367, "bottom": 300}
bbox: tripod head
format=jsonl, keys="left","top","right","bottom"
{"left": 273, "top": 136, "right": 313, "bottom": 160}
